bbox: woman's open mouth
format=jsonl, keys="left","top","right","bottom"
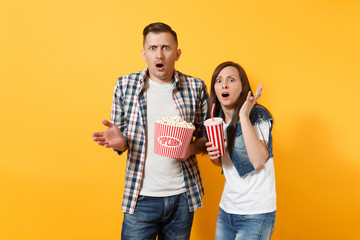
{"left": 222, "top": 92, "right": 230, "bottom": 98}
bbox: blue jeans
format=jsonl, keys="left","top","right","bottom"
{"left": 121, "top": 193, "right": 194, "bottom": 240}
{"left": 215, "top": 207, "right": 276, "bottom": 240}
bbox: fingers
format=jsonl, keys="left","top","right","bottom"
{"left": 92, "top": 120, "right": 113, "bottom": 147}
{"left": 92, "top": 119, "right": 111, "bottom": 138}
{"left": 205, "top": 142, "right": 217, "bottom": 152}
{"left": 93, "top": 138, "right": 113, "bottom": 148}
{"left": 245, "top": 83, "right": 262, "bottom": 105}
{"left": 95, "top": 140, "right": 107, "bottom": 146}
{"left": 92, "top": 131, "right": 108, "bottom": 146}
{"left": 246, "top": 91, "right": 252, "bottom": 101}
{"left": 101, "top": 119, "right": 113, "bottom": 128}
{"left": 92, "top": 135, "right": 107, "bottom": 145}
{"left": 92, "top": 136, "right": 105, "bottom": 142}
{"left": 206, "top": 142, "right": 220, "bottom": 159}
{"left": 254, "top": 83, "right": 263, "bottom": 100}
{"left": 207, "top": 147, "right": 219, "bottom": 152}
{"left": 92, "top": 131, "right": 104, "bottom": 137}
{"left": 208, "top": 150, "right": 220, "bottom": 159}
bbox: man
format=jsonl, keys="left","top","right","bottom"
{"left": 92, "top": 22, "right": 208, "bottom": 240}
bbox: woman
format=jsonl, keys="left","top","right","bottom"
{"left": 206, "top": 61, "right": 276, "bottom": 240}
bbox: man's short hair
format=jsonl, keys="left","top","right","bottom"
{"left": 143, "top": 22, "right": 178, "bottom": 46}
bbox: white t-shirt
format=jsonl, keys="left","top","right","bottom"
{"left": 139, "top": 78, "right": 186, "bottom": 196}
{"left": 219, "top": 120, "right": 276, "bottom": 214}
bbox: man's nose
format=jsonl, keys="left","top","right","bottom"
{"left": 156, "top": 48, "right": 164, "bottom": 59}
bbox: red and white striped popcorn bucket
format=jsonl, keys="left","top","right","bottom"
{"left": 204, "top": 117, "right": 225, "bottom": 157}
{"left": 154, "top": 122, "right": 194, "bottom": 158}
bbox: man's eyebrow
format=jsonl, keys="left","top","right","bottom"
{"left": 147, "top": 44, "right": 171, "bottom": 49}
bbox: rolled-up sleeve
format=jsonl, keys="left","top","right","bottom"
{"left": 110, "top": 78, "right": 128, "bottom": 155}
{"left": 194, "top": 82, "right": 208, "bottom": 139}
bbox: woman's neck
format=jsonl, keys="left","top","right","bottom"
{"left": 222, "top": 107, "right": 235, "bottom": 124}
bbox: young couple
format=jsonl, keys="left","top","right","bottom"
{"left": 92, "top": 22, "right": 276, "bottom": 240}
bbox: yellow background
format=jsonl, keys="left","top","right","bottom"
{"left": 1, "top": 0, "right": 360, "bottom": 239}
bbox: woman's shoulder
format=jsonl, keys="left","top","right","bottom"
{"left": 250, "top": 105, "right": 273, "bottom": 124}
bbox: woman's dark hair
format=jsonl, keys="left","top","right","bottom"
{"left": 143, "top": 22, "right": 178, "bottom": 46}
{"left": 207, "top": 61, "right": 272, "bottom": 154}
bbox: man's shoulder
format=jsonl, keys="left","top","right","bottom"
{"left": 175, "top": 70, "right": 205, "bottom": 85}
{"left": 117, "top": 69, "right": 147, "bottom": 81}
{"left": 114, "top": 69, "right": 147, "bottom": 91}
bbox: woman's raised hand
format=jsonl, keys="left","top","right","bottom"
{"left": 239, "top": 83, "right": 263, "bottom": 118}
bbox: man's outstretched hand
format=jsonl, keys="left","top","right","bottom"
{"left": 92, "top": 119, "right": 128, "bottom": 151}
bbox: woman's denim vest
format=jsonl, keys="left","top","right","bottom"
{"left": 220, "top": 105, "right": 274, "bottom": 177}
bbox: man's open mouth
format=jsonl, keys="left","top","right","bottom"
{"left": 156, "top": 63, "right": 164, "bottom": 68}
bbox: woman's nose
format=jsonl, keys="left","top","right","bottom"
{"left": 222, "top": 82, "right": 229, "bottom": 89}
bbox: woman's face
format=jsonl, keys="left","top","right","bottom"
{"left": 214, "top": 66, "right": 243, "bottom": 110}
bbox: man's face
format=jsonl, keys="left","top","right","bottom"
{"left": 141, "top": 32, "right": 181, "bottom": 83}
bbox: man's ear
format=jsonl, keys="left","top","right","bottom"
{"left": 175, "top": 49, "right": 181, "bottom": 61}
{"left": 141, "top": 50, "right": 146, "bottom": 61}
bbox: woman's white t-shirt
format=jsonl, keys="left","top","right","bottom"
{"left": 219, "top": 120, "right": 276, "bottom": 214}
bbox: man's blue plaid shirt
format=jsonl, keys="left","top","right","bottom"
{"left": 111, "top": 68, "right": 208, "bottom": 214}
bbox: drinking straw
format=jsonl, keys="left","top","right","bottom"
{"left": 211, "top": 103, "right": 215, "bottom": 121}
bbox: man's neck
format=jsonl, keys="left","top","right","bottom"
{"left": 149, "top": 78, "right": 173, "bottom": 83}
{"left": 147, "top": 70, "right": 175, "bottom": 83}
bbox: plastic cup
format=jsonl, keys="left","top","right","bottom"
{"left": 154, "top": 122, "right": 194, "bottom": 158}
{"left": 204, "top": 117, "right": 225, "bottom": 157}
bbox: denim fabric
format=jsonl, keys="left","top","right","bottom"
{"left": 215, "top": 208, "right": 276, "bottom": 240}
{"left": 222, "top": 105, "right": 274, "bottom": 177}
{"left": 121, "top": 193, "right": 194, "bottom": 240}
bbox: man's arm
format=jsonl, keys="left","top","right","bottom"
{"left": 92, "top": 119, "right": 128, "bottom": 152}
{"left": 178, "top": 80, "right": 209, "bottom": 160}
{"left": 92, "top": 78, "right": 129, "bottom": 153}
{"left": 177, "top": 137, "right": 207, "bottom": 160}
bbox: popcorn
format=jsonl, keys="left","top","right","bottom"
{"left": 156, "top": 116, "right": 195, "bottom": 129}
{"left": 154, "top": 116, "right": 195, "bottom": 158}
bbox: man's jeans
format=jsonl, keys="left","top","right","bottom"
{"left": 215, "top": 207, "right": 276, "bottom": 240}
{"left": 121, "top": 193, "right": 194, "bottom": 240}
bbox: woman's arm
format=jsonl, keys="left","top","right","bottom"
{"left": 239, "top": 83, "right": 269, "bottom": 170}
{"left": 240, "top": 118, "right": 269, "bottom": 170}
